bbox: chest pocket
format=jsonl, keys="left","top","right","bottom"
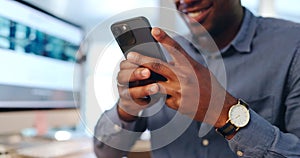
{"left": 246, "top": 95, "right": 274, "bottom": 123}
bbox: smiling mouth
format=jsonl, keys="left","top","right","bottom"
{"left": 183, "top": 5, "right": 212, "bottom": 23}
{"left": 187, "top": 11, "right": 203, "bottom": 18}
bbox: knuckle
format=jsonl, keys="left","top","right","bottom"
{"left": 166, "top": 99, "right": 175, "bottom": 109}
{"left": 117, "top": 72, "right": 125, "bottom": 83}
{"left": 172, "top": 43, "right": 183, "bottom": 53}
{"left": 119, "top": 90, "right": 125, "bottom": 99}
{"left": 119, "top": 60, "right": 127, "bottom": 69}
{"left": 151, "top": 61, "right": 163, "bottom": 71}
{"left": 119, "top": 89, "right": 126, "bottom": 97}
{"left": 131, "top": 53, "right": 141, "bottom": 63}
{"left": 174, "top": 89, "right": 181, "bottom": 96}
{"left": 118, "top": 99, "right": 127, "bottom": 107}
{"left": 154, "top": 30, "right": 167, "bottom": 41}
{"left": 179, "top": 74, "right": 190, "bottom": 84}
{"left": 133, "top": 68, "right": 141, "bottom": 77}
{"left": 145, "top": 84, "right": 155, "bottom": 95}
{"left": 170, "top": 88, "right": 181, "bottom": 100}
{"left": 119, "top": 89, "right": 131, "bottom": 99}
{"left": 117, "top": 71, "right": 122, "bottom": 80}
{"left": 171, "top": 99, "right": 179, "bottom": 110}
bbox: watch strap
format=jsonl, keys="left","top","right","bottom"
{"left": 216, "top": 121, "right": 237, "bottom": 137}
{"left": 239, "top": 99, "right": 249, "bottom": 109}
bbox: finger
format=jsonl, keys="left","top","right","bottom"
{"left": 127, "top": 52, "right": 174, "bottom": 79}
{"left": 151, "top": 27, "right": 195, "bottom": 65}
{"left": 119, "top": 83, "right": 159, "bottom": 99}
{"left": 165, "top": 97, "right": 179, "bottom": 111}
{"left": 117, "top": 67, "right": 151, "bottom": 83}
{"left": 156, "top": 81, "right": 179, "bottom": 97}
{"left": 120, "top": 60, "right": 139, "bottom": 70}
{"left": 155, "top": 81, "right": 181, "bottom": 110}
{"left": 119, "top": 97, "right": 150, "bottom": 108}
{"left": 129, "top": 83, "right": 159, "bottom": 98}
{"left": 119, "top": 91, "right": 162, "bottom": 108}
{"left": 118, "top": 99, "right": 148, "bottom": 116}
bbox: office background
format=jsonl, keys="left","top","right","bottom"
{"left": 0, "top": 0, "right": 299, "bottom": 157}
{"left": 5, "top": 0, "right": 300, "bottom": 143}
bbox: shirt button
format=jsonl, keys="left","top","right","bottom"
{"left": 236, "top": 150, "right": 244, "bottom": 157}
{"left": 202, "top": 139, "right": 209, "bottom": 146}
{"left": 114, "top": 124, "right": 121, "bottom": 132}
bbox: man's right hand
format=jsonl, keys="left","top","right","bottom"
{"left": 116, "top": 59, "right": 161, "bottom": 122}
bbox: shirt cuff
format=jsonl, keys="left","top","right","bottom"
{"left": 94, "top": 104, "right": 147, "bottom": 151}
{"left": 228, "top": 109, "right": 275, "bottom": 157}
{"left": 108, "top": 105, "right": 138, "bottom": 130}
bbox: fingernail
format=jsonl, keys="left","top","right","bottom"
{"left": 127, "top": 52, "right": 135, "bottom": 60}
{"left": 141, "top": 69, "right": 149, "bottom": 77}
{"left": 149, "top": 85, "right": 158, "bottom": 94}
{"left": 153, "top": 28, "right": 161, "bottom": 36}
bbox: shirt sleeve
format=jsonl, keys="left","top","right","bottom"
{"left": 93, "top": 104, "right": 147, "bottom": 158}
{"left": 228, "top": 48, "right": 300, "bottom": 157}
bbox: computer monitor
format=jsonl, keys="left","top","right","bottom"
{"left": 0, "top": 0, "right": 84, "bottom": 135}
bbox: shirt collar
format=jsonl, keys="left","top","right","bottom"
{"left": 221, "top": 8, "right": 257, "bottom": 54}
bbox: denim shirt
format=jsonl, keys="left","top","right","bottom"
{"left": 94, "top": 8, "right": 300, "bottom": 158}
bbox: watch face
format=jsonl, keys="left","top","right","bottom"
{"left": 229, "top": 104, "right": 250, "bottom": 127}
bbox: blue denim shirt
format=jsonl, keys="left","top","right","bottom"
{"left": 94, "top": 8, "right": 300, "bottom": 158}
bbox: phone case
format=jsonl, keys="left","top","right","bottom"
{"left": 111, "top": 16, "right": 167, "bottom": 61}
{"left": 111, "top": 16, "right": 167, "bottom": 85}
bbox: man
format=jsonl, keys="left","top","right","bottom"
{"left": 94, "top": 0, "right": 300, "bottom": 157}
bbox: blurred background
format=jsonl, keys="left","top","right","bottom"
{"left": 36, "top": 0, "right": 299, "bottom": 136}
{"left": 25, "top": 0, "right": 300, "bottom": 131}
{"left": 0, "top": 0, "right": 299, "bottom": 157}
{"left": 24, "top": 0, "right": 300, "bottom": 31}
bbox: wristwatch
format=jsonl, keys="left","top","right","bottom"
{"left": 216, "top": 99, "right": 250, "bottom": 137}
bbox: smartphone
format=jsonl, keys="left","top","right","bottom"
{"left": 111, "top": 16, "right": 167, "bottom": 86}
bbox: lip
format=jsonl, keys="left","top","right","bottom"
{"left": 183, "top": 4, "right": 213, "bottom": 24}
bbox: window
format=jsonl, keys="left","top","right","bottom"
{"left": 275, "top": 0, "right": 300, "bottom": 23}
{"left": 241, "top": 0, "right": 260, "bottom": 15}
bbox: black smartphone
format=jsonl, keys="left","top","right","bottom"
{"left": 111, "top": 16, "right": 167, "bottom": 86}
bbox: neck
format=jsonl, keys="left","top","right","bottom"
{"left": 216, "top": 8, "right": 244, "bottom": 50}
{"left": 197, "top": 7, "right": 244, "bottom": 51}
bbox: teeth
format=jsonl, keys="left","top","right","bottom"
{"left": 187, "top": 11, "right": 202, "bottom": 18}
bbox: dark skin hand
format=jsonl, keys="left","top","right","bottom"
{"left": 117, "top": 0, "right": 244, "bottom": 140}
{"left": 117, "top": 28, "right": 237, "bottom": 132}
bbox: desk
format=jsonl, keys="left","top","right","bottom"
{"left": 59, "top": 140, "right": 151, "bottom": 158}
{"left": 2, "top": 137, "right": 151, "bottom": 158}
{"left": 56, "top": 140, "right": 152, "bottom": 158}
{"left": 0, "top": 136, "right": 96, "bottom": 158}
{"left": 128, "top": 140, "right": 151, "bottom": 158}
